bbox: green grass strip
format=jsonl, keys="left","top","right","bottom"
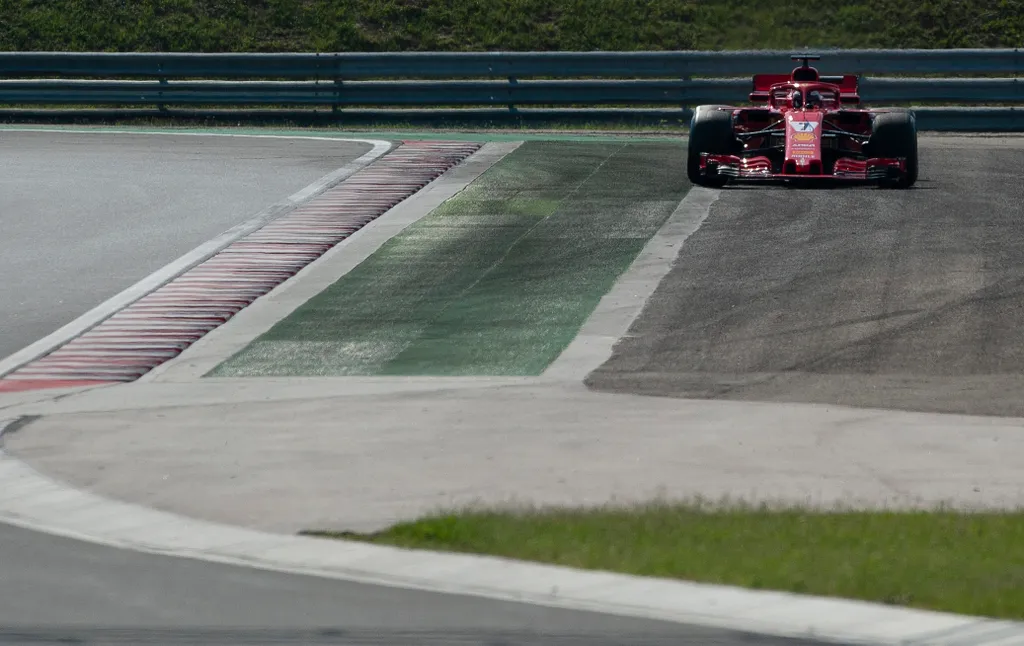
{"left": 212, "top": 140, "right": 689, "bottom": 377}
{"left": 305, "top": 501, "right": 1024, "bottom": 620}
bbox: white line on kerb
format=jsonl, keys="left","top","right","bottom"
{"left": 0, "top": 131, "right": 393, "bottom": 378}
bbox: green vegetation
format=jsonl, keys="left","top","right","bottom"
{"left": 2, "top": 0, "right": 1022, "bottom": 52}
{"left": 210, "top": 140, "right": 689, "bottom": 377}
{"left": 305, "top": 500, "right": 1024, "bottom": 620}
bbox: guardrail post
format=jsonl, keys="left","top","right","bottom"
{"left": 680, "top": 74, "right": 690, "bottom": 118}
{"left": 508, "top": 75, "right": 518, "bottom": 117}
{"left": 157, "top": 62, "right": 167, "bottom": 113}
{"left": 330, "top": 53, "right": 342, "bottom": 119}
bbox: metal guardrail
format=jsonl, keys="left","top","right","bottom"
{"left": 1, "top": 78, "right": 1021, "bottom": 107}
{"left": 0, "top": 50, "right": 1022, "bottom": 128}
{"left": 2, "top": 49, "right": 1023, "bottom": 77}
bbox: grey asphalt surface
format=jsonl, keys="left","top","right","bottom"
{"left": 588, "top": 136, "right": 1024, "bottom": 417}
{"left": 0, "top": 131, "right": 837, "bottom": 646}
{"left": 0, "top": 523, "right": 829, "bottom": 646}
{"left": 0, "top": 130, "right": 371, "bottom": 361}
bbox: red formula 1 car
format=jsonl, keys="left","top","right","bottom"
{"left": 687, "top": 55, "right": 918, "bottom": 188}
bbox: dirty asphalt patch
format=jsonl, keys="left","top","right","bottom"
{"left": 587, "top": 139, "right": 1024, "bottom": 417}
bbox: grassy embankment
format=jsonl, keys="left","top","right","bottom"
{"left": 3, "top": 0, "right": 1022, "bottom": 51}
{"left": 305, "top": 500, "right": 1024, "bottom": 621}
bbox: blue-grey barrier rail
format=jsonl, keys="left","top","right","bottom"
{"left": 1, "top": 49, "right": 1022, "bottom": 129}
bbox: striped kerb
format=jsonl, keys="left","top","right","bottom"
{"left": 0, "top": 140, "right": 482, "bottom": 391}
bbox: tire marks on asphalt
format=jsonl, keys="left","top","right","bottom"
{"left": 587, "top": 137, "right": 1024, "bottom": 417}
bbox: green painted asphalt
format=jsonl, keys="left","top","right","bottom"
{"left": 212, "top": 140, "right": 691, "bottom": 377}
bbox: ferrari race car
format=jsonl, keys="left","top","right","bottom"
{"left": 688, "top": 55, "right": 918, "bottom": 188}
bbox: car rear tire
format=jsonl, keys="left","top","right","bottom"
{"left": 687, "top": 105, "right": 737, "bottom": 187}
{"left": 866, "top": 109, "right": 918, "bottom": 189}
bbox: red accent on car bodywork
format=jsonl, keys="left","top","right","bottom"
{"left": 784, "top": 110, "right": 824, "bottom": 172}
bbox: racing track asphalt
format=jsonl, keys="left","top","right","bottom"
{"left": 588, "top": 135, "right": 1024, "bottom": 417}
{"left": 0, "top": 130, "right": 372, "bottom": 361}
{"left": 0, "top": 495, "right": 828, "bottom": 646}
{"left": 0, "top": 130, "right": 836, "bottom": 646}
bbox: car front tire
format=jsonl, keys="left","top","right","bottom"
{"left": 866, "top": 109, "right": 919, "bottom": 189}
{"left": 687, "top": 105, "right": 737, "bottom": 188}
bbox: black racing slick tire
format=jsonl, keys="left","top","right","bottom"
{"left": 687, "top": 105, "right": 737, "bottom": 187}
{"left": 866, "top": 109, "right": 919, "bottom": 189}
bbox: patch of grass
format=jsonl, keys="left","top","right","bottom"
{"left": 304, "top": 499, "right": 1024, "bottom": 620}
{"left": 1, "top": 0, "right": 1023, "bottom": 52}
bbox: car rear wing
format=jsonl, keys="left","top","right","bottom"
{"left": 749, "top": 73, "right": 861, "bottom": 104}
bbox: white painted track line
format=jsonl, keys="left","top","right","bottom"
{"left": 544, "top": 186, "right": 722, "bottom": 379}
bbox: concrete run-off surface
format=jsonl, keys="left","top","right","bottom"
{"left": 5, "top": 378, "right": 1024, "bottom": 535}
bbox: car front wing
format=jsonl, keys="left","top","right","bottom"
{"left": 698, "top": 153, "right": 907, "bottom": 182}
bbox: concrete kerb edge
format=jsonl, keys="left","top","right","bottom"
{"left": 0, "top": 420, "right": 1017, "bottom": 646}
{"left": 0, "top": 132, "right": 393, "bottom": 379}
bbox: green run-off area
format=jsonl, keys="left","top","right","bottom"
{"left": 212, "top": 141, "right": 689, "bottom": 377}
